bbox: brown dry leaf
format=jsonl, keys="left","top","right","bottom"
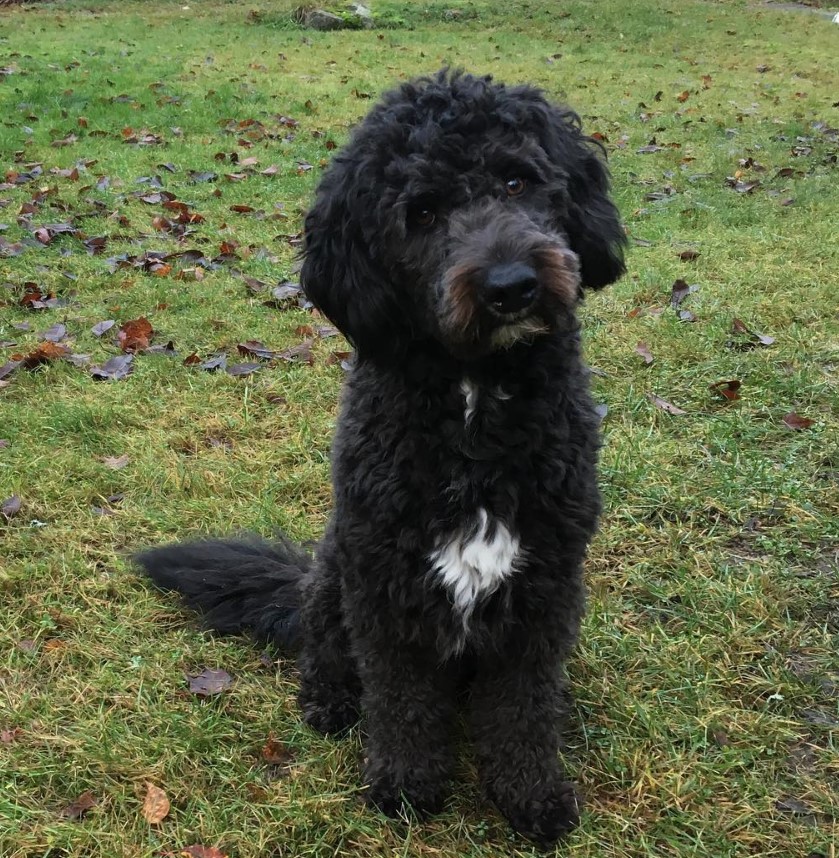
{"left": 730, "top": 318, "right": 774, "bottom": 347}
{"left": 670, "top": 279, "right": 697, "bottom": 308}
{"left": 647, "top": 393, "right": 687, "bottom": 416}
{"left": 709, "top": 379, "right": 741, "bottom": 401}
{"left": 59, "top": 790, "right": 96, "bottom": 819}
{"left": 635, "top": 341, "right": 654, "bottom": 365}
{"left": 237, "top": 340, "right": 275, "bottom": 360}
{"left": 1, "top": 495, "right": 21, "bottom": 521}
{"left": 261, "top": 735, "right": 292, "bottom": 766}
{"left": 118, "top": 317, "right": 154, "bottom": 353}
{"left": 101, "top": 454, "right": 130, "bottom": 470}
{"left": 19, "top": 341, "right": 71, "bottom": 369}
{"left": 676, "top": 90, "right": 690, "bottom": 103}
{"left": 678, "top": 249, "right": 700, "bottom": 261}
{"left": 782, "top": 411, "right": 814, "bottom": 431}
{"left": 1, "top": 727, "right": 22, "bottom": 744}
{"left": 187, "top": 668, "right": 233, "bottom": 697}
{"left": 142, "top": 782, "right": 170, "bottom": 824}
{"left": 277, "top": 339, "right": 314, "bottom": 365}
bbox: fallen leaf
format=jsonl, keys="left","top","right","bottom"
{"left": 676, "top": 90, "right": 690, "bottom": 103}
{"left": 1, "top": 727, "right": 22, "bottom": 744}
{"left": 118, "top": 317, "right": 154, "bottom": 353}
{"left": 91, "top": 320, "right": 116, "bottom": 337}
{"left": 782, "top": 412, "right": 814, "bottom": 431}
{"left": 142, "top": 782, "right": 170, "bottom": 824}
{"left": 730, "top": 318, "right": 774, "bottom": 348}
{"left": 709, "top": 379, "right": 742, "bottom": 401}
{"left": 226, "top": 362, "right": 261, "bottom": 377}
{"left": 725, "top": 177, "right": 761, "bottom": 193}
{"left": 635, "top": 341, "right": 654, "bottom": 365}
{"left": 647, "top": 393, "right": 687, "bottom": 416}
{"left": 0, "top": 360, "right": 22, "bottom": 381}
{"left": 1, "top": 495, "right": 21, "bottom": 520}
{"left": 267, "top": 281, "right": 302, "bottom": 308}
{"left": 670, "top": 279, "right": 697, "bottom": 308}
{"left": 90, "top": 354, "right": 134, "bottom": 381}
{"left": 277, "top": 339, "right": 314, "bottom": 365}
{"left": 39, "top": 323, "right": 68, "bottom": 343}
{"left": 678, "top": 249, "right": 700, "bottom": 261}
{"left": 187, "top": 668, "right": 233, "bottom": 697}
{"left": 261, "top": 735, "right": 292, "bottom": 766}
{"left": 198, "top": 354, "right": 227, "bottom": 372}
{"left": 101, "top": 454, "right": 130, "bottom": 470}
{"left": 59, "top": 790, "right": 96, "bottom": 819}
{"left": 237, "top": 340, "right": 275, "bottom": 360}
{"left": 774, "top": 797, "right": 812, "bottom": 815}
{"left": 20, "top": 341, "right": 71, "bottom": 369}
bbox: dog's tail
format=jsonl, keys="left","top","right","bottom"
{"left": 134, "top": 536, "right": 309, "bottom": 650}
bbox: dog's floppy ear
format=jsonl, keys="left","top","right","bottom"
{"left": 300, "top": 157, "right": 407, "bottom": 358}
{"left": 525, "top": 95, "right": 626, "bottom": 289}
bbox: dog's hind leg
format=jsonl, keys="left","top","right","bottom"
{"left": 355, "top": 640, "right": 459, "bottom": 817}
{"left": 469, "top": 651, "right": 580, "bottom": 844}
{"left": 297, "top": 555, "right": 361, "bottom": 735}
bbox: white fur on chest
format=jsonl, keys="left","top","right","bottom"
{"left": 429, "top": 508, "right": 520, "bottom": 619}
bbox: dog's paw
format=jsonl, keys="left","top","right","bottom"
{"left": 495, "top": 780, "right": 581, "bottom": 845}
{"left": 362, "top": 764, "right": 446, "bottom": 819}
{"left": 299, "top": 690, "right": 359, "bottom": 736}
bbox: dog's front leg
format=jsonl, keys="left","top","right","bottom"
{"left": 297, "top": 558, "right": 361, "bottom": 735}
{"left": 355, "top": 640, "right": 457, "bottom": 818}
{"left": 469, "top": 652, "right": 579, "bottom": 844}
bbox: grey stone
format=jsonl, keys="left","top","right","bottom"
{"left": 304, "top": 10, "right": 347, "bottom": 31}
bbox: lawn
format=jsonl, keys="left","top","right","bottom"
{"left": 0, "top": 0, "right": 837, "bottom": 856}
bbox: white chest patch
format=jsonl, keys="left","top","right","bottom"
{"left": 460, "top": 378, "right": 479, "bottom": 424}
{"left": 429, "top": 508, "right": 520, "bottom": 620}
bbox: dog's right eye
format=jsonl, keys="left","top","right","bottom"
{"left": 409, "top": 207, "right": 436, "bottom": 228}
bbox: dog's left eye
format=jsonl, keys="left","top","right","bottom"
{"left": 505, "top": 178, "right": 527, "bottom": 197}
{"left": 408, "top": 206, "right": 437, "bottom": 228}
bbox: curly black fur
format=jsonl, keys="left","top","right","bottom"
{"left": 136, "top": 69, "right": 625, "bottom": 845}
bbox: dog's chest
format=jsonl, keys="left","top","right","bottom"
{"left": 429, "top": 379, "right": 523, "bottom": 621}
{"left": 429, "top": 507, "right": 520, "bottom": 618}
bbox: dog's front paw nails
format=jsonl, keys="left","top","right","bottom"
{"left": 495, "top": 780, "right": 581, "bottom": 845}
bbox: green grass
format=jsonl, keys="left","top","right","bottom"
{"left": 1, "top": 1, "right": 837, "bottom": 856}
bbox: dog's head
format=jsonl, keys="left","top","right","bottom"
{"left": 301, "top": 70, "right": 625, "bottom": 360}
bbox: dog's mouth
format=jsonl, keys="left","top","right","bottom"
{"left": 437, "top": 243, "right": 580, "bottom": 356}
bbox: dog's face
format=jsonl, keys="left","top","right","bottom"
{"left": 301, "top": 70, "right": 625, "bottom": 360}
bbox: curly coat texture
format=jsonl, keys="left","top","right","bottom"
{"left": 135, "top": 69, "right": 625, "bottom": 845}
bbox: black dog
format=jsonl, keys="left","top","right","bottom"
{"left": 136, "top": 69, "right": 625, "bottom": 844}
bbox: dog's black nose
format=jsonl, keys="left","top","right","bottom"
{"left": 483, "top": 263, "right": 539, "bottom": 315}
